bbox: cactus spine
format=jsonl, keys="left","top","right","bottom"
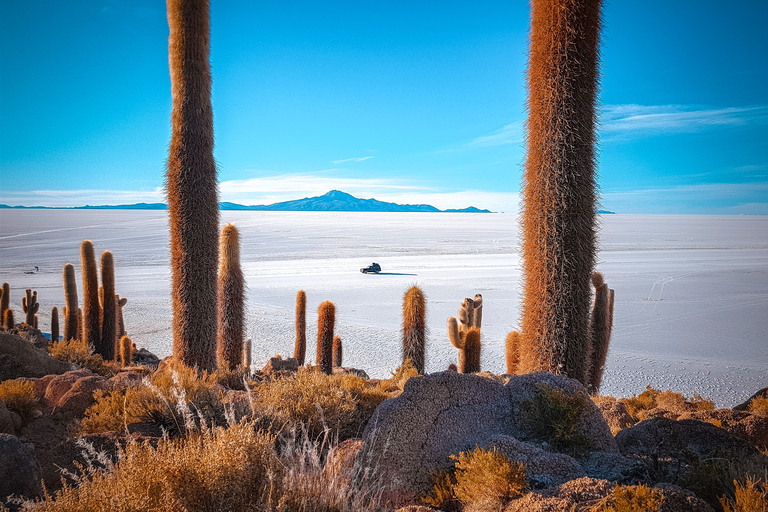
{"left": 316, "top": 300, "right": 335, "bottom": 375}
{"left": 518, "top": 0, "right": 602, "bottom": 385}
{"left": 332, "top": 335, "right": 343, "bottom": 368}
{"left": 294, "top": 290, "right": 307, "bottom": 365}
{"left": 119, "top": 335, "right": 133, "bottom": 367}
{"left": 166, "top": 0, "right": 219, "bottom": 372}
{"left": 217, "top": 224, "right": 245, "bottom": 371}
{"left": 80, "top": 240, "right": 101, "bottom": 350}
{"left": 51, "top": 307, "right": 59, "bottom": 343}
{"left": 587, "top": 272, "right": 614, "bottom": 394}
{"left": 0, "top": 282, "right": 9, "bottom": 316}
{"left": 63, "top": 263, "right": 79, "bottom": 341}
{"left": 505, "top": 331, "right": 520, "bottom": 375}
{"left": 3, "top": 308, "right": 14, "bottom": 331}
{"left": 402, "top": 285, "right": 426, "bottom": 374}
{"left": 22, "top": 289, "right": 39, "bottom": 328}
{"left": 99, "top": 251, "right": 116, "bottom": 360}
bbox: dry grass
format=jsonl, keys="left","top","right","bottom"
{"left": 49, "top": 338, "right": 118, "bottom": 377}
{"left": 0, "top": 379, "right": 37, "bottom": 419}
{"left": 621, "top": 385, "right": 715, "bottom": 421}
{"left": 750, "top": 396, "right": 768, "bottom": 416}
{"left": 590, "top": 483, "right": 663, "bottom": 512}
{"left": 521, "top": 382, "right": 593, "bottom": 456}
{"left": 720, "top": 477, "right": 768, "bottom": 512}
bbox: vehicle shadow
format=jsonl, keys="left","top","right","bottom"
{"left": 366, "top": 272, "right": 418, "bottom": 276}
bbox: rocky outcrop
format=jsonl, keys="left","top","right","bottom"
{"left": 734, "top": 386, "right": 768, "bottom": 411}
{"left": 0, "top": 399, "right": 16, "bottom": 435}
{"left": 680, "top": 408, "right": 768, "bottom": 450}
{"left": 353, "top": 371, "right": 617, "bottom": 508}
{"left": 0, "top": 332, "right": 75, "bottom": 381}
{"left": 333, "top": 367, "right": 370, "bottom": 379}
{"left": 0, "top": 434, "right": 43, "bottom": 503}
{"left": 261, "top": 356, "right": 300, "bottom": 377}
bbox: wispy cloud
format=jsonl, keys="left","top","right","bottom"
{"left": 332, "top": 156, "right": 374, "bottom": 164}
{"left": 466, "top": 122, "right": 524, "bottom": 148}
{"left": 600, "top": 104, "right": 768, "bottom": 137}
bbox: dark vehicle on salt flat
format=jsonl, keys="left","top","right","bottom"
{"left": 360, "top": 262, "right": 381, "bottom": 274}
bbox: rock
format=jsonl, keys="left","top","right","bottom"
{"left": 616, "top": 417, "right": 767, "bottom": 484}
{"left": 581, "top": 451, "right": 647, "bottom": 483}
{"left": 734, "top": 386, "right": 768, "bottom": 411}
{"left": 261, "top": 356, "right": 299, "bottom": 376}
{"left": 595, "top": 397, "right": 636, "bottom": 433}
{"left": 108, "top": 370, "right": 146, "bottom": 389}
{"left": 0, "top": 433, "right": 43, "bottom": 502}
{"left": 0, "top": 332, "right": 76, "bottom": 381}
{"left": 132, "top": 348, "right": 160, "bottom": 369}
{"left": 680, "top": 408, "right": 768, "bottom": 450}
{"left": 480, "top": 435, "right": 586, "bottom": 488}
{"left": 0, "top": 399, "right": 15, "bottom": 435}
{"left": 332, "top": 367, "right": 370, "bottom": 379}
{"left": 14, "top": 324, "right": 50, "bottom": 350}
{"left": 325, "top": 438, "right": 362, "bottom": 483}
{"left": 353, "top": 371, "right": 617, "bottom": 508}
{"left": 56, "top": 375, "right": 108, "bottom": 416}
{"left": 653, "top": 484, "right": 717, "bottom": 512}
{"left": 43, "top": 369, "right": 94, "bottom": 408}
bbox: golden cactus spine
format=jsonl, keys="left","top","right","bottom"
{"left": 217, "top": 224, "right": 245, "bottom": 371}
{"left": 99, "top": 251, "right": 116, "bottom": 360}
{"left": 80, "top": 240, "right": 101, "bottom": 350}
{"left": 587, "top": 272, "right": 614, "bottom": 393}
{"left": 332, "top": 335, "right": 343, "bottom": 368}
{"left": 0, "top": 282, "right": 9, "bottom": 316}
{"left": 294, "top": 290, "right": 307, "bottom": 365}
{"left": 22, "top": 289, "right": 39, "bottom": 328}
{"left": 62, "top": 263, "right": 79, "bottom": 341}
{"left": 506, "top": 331, "right": 520, "bottom": 375}
{"left": 3, "top": 308, "right": 14, "bottom": 330}
{"left": 316, "top": 300, "right": 335, "bottom": 375}
{"left": 402, "top": 285, "right": 426, "bottom": 374}
{"left": 166, "top": 0, "right": 219, "bottom": 372}
{"left": 51, "top": 307, "right": 59, "bottom": 343}
{"left": 119, "top": 335, "right": 133, "bottom": 367}
{"left": 518, "top": 0, "right": 602, "bottom": 385}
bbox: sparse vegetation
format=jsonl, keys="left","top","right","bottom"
{"left": 621, "top": 385, "right": 715, "bottom": 421}
{"left": 49, "top": 338, "right": 117, "bottom": 377}
{"left": 749, "top": 396, "right": 768, "bottom": 416}
{"left": 720, "top": 477, "right": 768, "bottom": 512}
{"left": 521, "top": 382, "right": 594, "bottom": 456}
{"left": 0, "top": 379, "right": 37, "bottom": 419}
{"left": 590, "top": 483, "right": 664, "bottom": 512}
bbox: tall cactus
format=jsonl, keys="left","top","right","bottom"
{"left": 587, "top": 272, "right": 614, "bottom": 394}
{"left": 80, "top": 240, "right": 101, "bottom": 350}
{"left": 166, "top": 0, "right": 219, "bottom": 372}
{"left": 217, "top": 223, "right": 245, "bottom": 371}
{"left": 3, "top": 308, "right": 14, "bottom": 331}
{"left": 402, "top": 285, "right": 426, "bottom": 374}
{"left": 22, "top": 289, "right": 39, "bottom": 328}
{"left": 332, "top": 335, "right": 343, "bottom": 368}
{"left": 294, "top": 290, "right": 307, "bottom": 365}
{"left": 51, "top": 307, "right": 59, "bottom": 343}
{"left": 0, "top": 282, "right": 9, "bottom": 316}
{"left": 506, "top": 330, "right": 520, "bottom": 375}
{"left": 316, "top": 300, "right": 335, "bottom": 375}
{"left": 62, "top": 263, "right": 79, "bottom": 341}
{"left": 99, "top": 251, "right": 116, "bottom": 360}
{"left": 518, "top": 0, "right": 602, "bottom": 385}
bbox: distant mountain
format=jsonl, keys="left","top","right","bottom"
{"left": 1, "top": 190, "right": 492, "bottom": 213}
{"left": 597, "top": 209, "right": 616, "bottom": 214}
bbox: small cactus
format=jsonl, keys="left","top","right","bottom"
{"left": 99, "top": 251, "right": 116, "bottom": 361}
{"left": 217, "top": 223, "right": 245, "bottom": 371}
{"left": 21, "top": 289, "right": 39, "bottom": 327}
{"left": 460, "top": 328, "right": 481, "bottom": 374}
{"left": 3, "top": 308, "right": 14, "bottom": 331}
{"left": 243, "top": 338, "right": 252, "bottom": 369}
{"left": 119, "top": 335, "right": 133, "bottom": 367}
{"left": 80, "top": 240, "right": 101, "bottom": 350}
{"left": 62, "top": 263, "right": 79, "bottom": 341}
{"left": 51, "top": 307, "right": 59, "bottom": 343}
{"left": 116, "top": 295, "right": 128, "bottom": 338}
{"left": 402, "top": 285, "right": 426, "bottom": 374}
{"left": 505, "top": 331, "right": 520, "bottom": 375}
{"left": 332, "top": 335, "right": 343, "bottom": 368}
{"left": 447, "top": 294, "right": 484, "bottom": 374}
{"left": 0, "top": 282, "right": 9, "bottom": 315}
{"left": 316, "top": 300, "right": 335, "bottom": 375}
{"left": 294, "top": 290, "right": 307, "bottom": 365}
{"left": 587, "top": 272, "right": 614, "bottom": 394}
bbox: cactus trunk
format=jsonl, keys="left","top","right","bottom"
{"left": 22, "top": 289, "right": 39, "bottom": 327}
{"left": 217, "top": 224, "right": 245, "bottom": 371}
{"left": 166, "top": 0, "right": 219, "bottom": 372}
{"left": 518, "top": 0, "right": 602, "bottom": 385}
{"left": 402, "top": 285, "right": 426, "bottom": 374}
{"left": 460, "top": 328, "right": 481, "bottom": 374}
{"left": 51, "top": 307, "right": 59, "bottom": 343}
{"left": 505, "top": 330, "right": 520, "bottom": 375}
{"left": 119, "top": 335, "right": 133, "bottom": 367}
{"left": 80, "top": 240, "right": 101, "bottom": 350}
{"left": 332, "top": 335, "right": 343, "bottom": 368}
{"left": 3, "top": 309, "right": 14, "bottom": 331}
{"left": 316, "top": 300, "right": 335, "bottom": 375}
{"left": 63, "top": 264, "right": 79, "bottom": 341}
{"left": 0, "top": 282, "right": 9, "bottom": 315}
{"left": 99, "top": 251, "right": 117, "bottom": 360}
{"left": 294, "top": 290, "right": 307, "bottom": 365}
{"left": 587, "top": 272, "right": 614, "bottom": 393}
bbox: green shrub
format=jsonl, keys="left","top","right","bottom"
{"left": 521, "top": 382, "right": 593, "bottom": 456}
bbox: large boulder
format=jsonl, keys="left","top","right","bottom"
{"left": 680, "top": 408, "right": 768, "bottom": 450}
{"left": 0, "top": 332, "right": 75, "bottom": 381}
{"left": 352, "top": 371, "right": 617, "bottom": 508}
{"left": 43, "top": 369, "right": 95, "bottom": 409}
{"left": 56, "top": 375, "right": 108, "bottom": 416}
{"left": 0, "top": 399, "right": 15, "bottom": 435}
{"left": 261, "top": 356, "right": 300, "bottom": 377}
{"left": 0, "top": 434, "right": 43, "bottom": 503}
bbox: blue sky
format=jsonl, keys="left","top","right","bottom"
{"left": 1, "top": 1, "right": 766, "bottom": 213}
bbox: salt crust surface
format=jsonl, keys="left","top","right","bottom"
{"left": 1, "top": 210, "right": 766, "bottom": 407}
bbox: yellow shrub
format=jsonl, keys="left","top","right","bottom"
{"left": 621, "top": 386, "right": 715, "bottom": 421}
{"left": 423, "top": 471, "right": 460, "bottom": 511}
{"left": 720, "top": 477, "right": 768, "bottom": 512}
{"left": 590, "top": 483, "right": 664, "bottom": 512}
{"left": 49, "top": 338, "right": 117, "bottom": 377}
{"left": 0, "top": 379, "right": 36, "bottom": 418}
{"left": 750, "top": 396, "right": 768, "bottom": 416}
{"left": 451, "top": 447, "right": 527, "bottom": 507}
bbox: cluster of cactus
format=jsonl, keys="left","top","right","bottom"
{"left": 21, "top": 289, "right": 39, "bottom": 328}
{"left": 402, "top": 286, "right": 426, "bottom": 374}
{"left": 447, "top": 294, "right": 483, "bottom": 373}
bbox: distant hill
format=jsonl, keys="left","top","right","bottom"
{"left": 1, "top": 190, "right": 492, "bottom": 213}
